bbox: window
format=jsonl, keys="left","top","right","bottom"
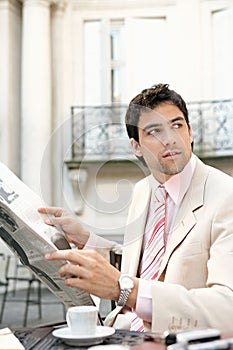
{"left": 110, "top": 19, "right": 125, "bottom": 103}
{"left": 212, "top": 8, "right": 233, "bottom": 99}
{"left": 84, "top": 19, "right": 125, "bottom": 105}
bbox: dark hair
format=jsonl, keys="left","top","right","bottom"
{"left": 125, "top": 83, "right": 189, "bottom": 142}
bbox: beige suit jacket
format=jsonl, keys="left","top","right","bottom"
{"left": 119, "top": 156, "right": 233, "bottom": 333}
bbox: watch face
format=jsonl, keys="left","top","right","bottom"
{"left": 121, "top": 275, "right": 134, "bottom": 289}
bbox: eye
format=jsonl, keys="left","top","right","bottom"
{"left": 172, "top": 123, "right": 183, "bottom": 129}
{"left": 148, "top": 128, "right": 161, "bottom": 135}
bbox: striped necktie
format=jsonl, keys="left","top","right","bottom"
{"left": 130, "top": 185, "right": 167, "bottom": 331}
{"left": 140, "top": 185, "right": 167, "bottom": 279}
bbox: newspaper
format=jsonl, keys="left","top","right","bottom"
{"left": 0, "top": 162, "right": 94, "bottom": 308}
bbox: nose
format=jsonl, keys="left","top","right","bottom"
{"left": 158, "top": 129, "right": 176, "bottom": 146}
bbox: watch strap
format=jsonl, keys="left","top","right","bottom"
{"left": 117, "top": 289, "right": 131, "bottom": 307}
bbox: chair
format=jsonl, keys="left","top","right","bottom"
{"left": 0, "top": 253, "right": 8, "bottom": 291}
{"left": 0, "top": 255, "right": 42, "bottom": 327}
{"left": 110, "top": 251, "right": 122, "bottom": 310}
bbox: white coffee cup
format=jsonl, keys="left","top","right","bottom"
{"left": 66, "top": 305, "right": 98, "bottom": 336}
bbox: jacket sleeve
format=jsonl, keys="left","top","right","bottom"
{"left": 85, "top": 232, "right": 122, "bottom": 261}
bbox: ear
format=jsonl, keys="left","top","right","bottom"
{"left": 130, "top": 138, "right": 143, "bottom": 157}
{"left": 188, "top": 124, "right": 193, "bottom": 143}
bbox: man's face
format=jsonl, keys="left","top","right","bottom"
{"left": 131, "top": 102, "right": 193, "bottom": 183}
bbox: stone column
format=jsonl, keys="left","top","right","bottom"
{"left": 48, "top": 0, "right": 69, "bottom": 206}
{"left": 21, "top": 0, "right": 52, "bottom": 199}
{"left": 0, "top": 0, "right": 22, "bottom": 268}
{"left": 0, "top": 0, "right": 21, "bottom": 174}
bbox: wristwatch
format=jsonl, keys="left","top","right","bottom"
{"left": 117, "top": 273, "right": 134, "bottom": 307}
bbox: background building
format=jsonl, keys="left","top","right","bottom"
{"left": 0, "top": 0, "right": 233, "bottom": 262}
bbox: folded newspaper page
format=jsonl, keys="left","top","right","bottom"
{"left": 0, "top": 162, "right": 94, "bottom": 308}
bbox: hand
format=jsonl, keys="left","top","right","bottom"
{"left": 45, "top": 249, "right": 122, "bottom": 301}
{"left": 38, "top": 207, "right": 90, "bottom": 249}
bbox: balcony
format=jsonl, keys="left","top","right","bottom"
{"left": 65, "top": 99, "right": 233, "bottom": 224}
{"left": 68, "top": 98, "right": 233, "bottom": 165}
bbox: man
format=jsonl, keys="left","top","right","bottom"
{"left": 39, "top": 84, "right": 233, "bottom": 333}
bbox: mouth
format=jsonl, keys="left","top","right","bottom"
{"left": 162, "top": 150, "right": 181, "bottom": 159}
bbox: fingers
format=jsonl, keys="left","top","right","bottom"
{"left": 45, "top": 249, "right": 93, "bottom": 265}
{"left": 44, "top": 216, "right": 69, "bottom": 227}
{"left": 38, "top": 207, "right": 70, "bottom": 226}
{"left": 45, "top": 250, "right": 98, "bottom": 288}
{"left": 45, "top": 250, "right": 105, "bottom": 279}
{"left": 59, "top": 263, "right": 86, "bottom": 279}
{"left": 45, "top": 249, "right": 121, "bottom": 300}
{"left": 38, "top": 207, "right": 65, "bottom": 217}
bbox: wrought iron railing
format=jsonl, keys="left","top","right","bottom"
{"left": 70, "top": 99, "right": 233, "bottom": 161}
{"left": 188, "top": 99, "right": 233, "bottom": 157}
{"left": 70, "top": 105, "right": 131, "bottom": 161}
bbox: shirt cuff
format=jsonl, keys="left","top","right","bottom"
{"left": 83, "top": 232, "right": 98, "bottom": 250}
{"left": 135, "top": 279, "right": 152, "bottom": 323}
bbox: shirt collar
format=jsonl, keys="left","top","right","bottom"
{"left": 150, "top": 153, "right": 197, "bottom": 205}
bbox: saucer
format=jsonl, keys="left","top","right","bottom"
{"left": 52, "top": 326, "right": 115, "bottom": 346}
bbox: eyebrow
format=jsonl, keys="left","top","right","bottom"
{"left": 142, "top": 116, "right": 185, "bottom": 131}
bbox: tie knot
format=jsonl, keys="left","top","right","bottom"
{"left": 154, "top": 185, "right": 166, "bottom": 203}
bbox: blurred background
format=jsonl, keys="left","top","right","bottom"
{"left": 0, "top": 0, "right": 233, "bottom": 322}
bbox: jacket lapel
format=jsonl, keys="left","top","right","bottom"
{"left": 121, "top": 176, "right": 151, "bottom": 276}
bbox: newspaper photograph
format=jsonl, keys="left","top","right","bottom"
{"left": 0, "top": 162, "right": 94, "bottom": 309}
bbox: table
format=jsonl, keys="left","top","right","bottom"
{"left": 15, "top": 324, "right": 233, "bottom": 350}
{"left": 14, "top": 325, "right": 166, "bottom": 350}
